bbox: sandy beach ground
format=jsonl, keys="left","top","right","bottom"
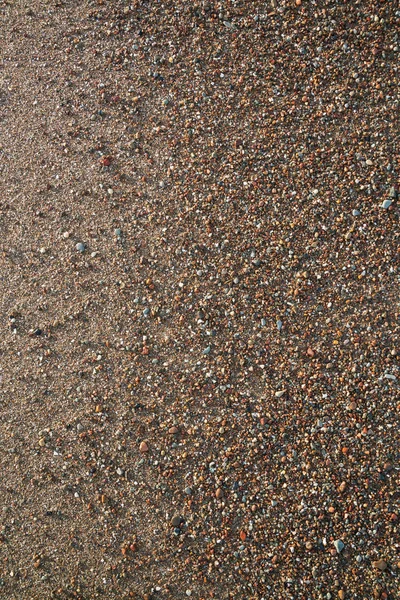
{"left": 0, "top": 1, "right": 399, "bottom": 598}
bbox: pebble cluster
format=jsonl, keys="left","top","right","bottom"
{"left": 0, "top": 1, "right": 398, "bottom": 599}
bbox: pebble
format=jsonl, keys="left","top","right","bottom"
{"left": 75, "top": 242, "right": 85, "bottom": 252}
{"left": 139, "top": 441, "right": 148, "bottom": 453}
{"left": 184, "top": 487, "right": 192, "bottom": 496}
{"left": 215, "top": 488, "right": 224, "bottom": 499}
{"left": 334, "top": 540, "right": 345, "bottom": 553}
{"left": 114, "top": 228, "right": 122, "bottom": 237}
{"left": 170, "top": 515, "right": 182, "bottom": 528}
{"left": 352, "top": 209, "right": 361, "bottom": 216}
{"left": 381, "top": 199, "right": 392, "bottom": 209}
{"left": 277, "top": 319, "right": 283, "bottom": 331}
{"left": 275, "top": 390, "right": 286, "bottom": 398}
{"left": 372, "top": 559, "right": 387, "bottom": 571}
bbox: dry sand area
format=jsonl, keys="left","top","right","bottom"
{"left": 0, "top": 0, "right": 399, "bottom": 598}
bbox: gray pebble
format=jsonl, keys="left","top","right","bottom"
{"left": 203, "top": 346, "right": 211, "bottom": 355}
{"left": 352, "top": 209, "right": 361, "bottom": 216}
{"left": 184, "top": 486, "right": 192, "bottom": 496}
{"left": 76, "top": 242, "right": 85, "bottom": 252}
{"left": 334, "top": 539, "right": 344, "bottom": 553}
{"left": 171, "top": 515, "right": 182, "bottom": 528}
{"left": 143, "top": 308, "right": 150, "bottom": 317}
{"left": 114, "top": 228, "right": 122, "bottom": 237}
{"left": 277, "top": 319, "right": 283, "bottom": 331}
{"left": 381, "top": 199, "right": 392, "bottom": 209}
{"left": 389, "top": 186, "right": 397, "bottom": 198}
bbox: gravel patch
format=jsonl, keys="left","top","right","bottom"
{"left": 0, "top": 1, "right": 399, "bottom": 599}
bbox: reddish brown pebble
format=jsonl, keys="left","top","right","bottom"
{"left": 139, "top": 441, "right": 148, "bottom": 453}
{"left": 168, "top": 426, "right": 179, "bottom": 434}
{"left": 239, "top": 530, "right": 247, "bottom": 541}
{"left": 372, "top": 560, "right": 388, "bottom": 571}
{"left": 215, "top": 488, "right": 224, "bottom": 499}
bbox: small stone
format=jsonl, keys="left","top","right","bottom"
{"left": 76, "top": 242, "right": 85, "bottom": 252}
{"left": 334, "top": 540, "right": 344, "bottom": 553}
{"left": 339, "top": 481, "right": 347, "bottom": 493}
{"left": 216, "top": 488, "right": 224, "bottom": 499}
{"left": 38, "top": 438, "right": 46, "bottom": 447}
{"left": 203, "top": 346, "right": 211, "bottom": 355}
{"left": 348, "top": 401, "right": 357, "bottom": 410}
{"left": 168, "top": 426, "right": 179, "bottom": 434}
{"left": 307, "top": 347, "right": 315, "bottom": 357}
{"left": 63, "top": 231, "right": 70, "bottom": 238}
{"left": 170, "top": 515, "right": 182, "bottom": 528}
{"left": 114, "top": 228, "right": 122, "bottom": 237}
{"left": 338, "top": 591, "right": 345, "bottom": 600}
{"left": 381, "top": 199, "right": 392, "bottom": 209}
{"left": 389, "top": 186, "right": 397, "bottom": 199}
{"left": 184, "top": 486, "right": 192, "bottom": 496}
{"left": 372, "top": 559, "right": 387, "bottom": 571}
{"left": 277, "top": 319, "right": 283, "bottom": 331}
{"left": 139, "top": 441, "right": 148, "bottom": 453}
{"left": 352, "top": 209, "right": 361, "bottom": 216}
{"left": 275, "top": 390, "right": 286, "bottom": 398}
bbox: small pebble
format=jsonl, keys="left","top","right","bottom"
{"left": 381, "top": 199, "right": 392, "bottom": 209}
{"left": 372, "top": 559, "right": 387, "bottom": 571}
{"left": 334, "top": 540, "right": 345, "bottom": 553}
{"left": 76, "top": 242, "right": 85, "bottom": 252}
{"left": 170, "top": 515, "right": 182, "bottom": 528}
